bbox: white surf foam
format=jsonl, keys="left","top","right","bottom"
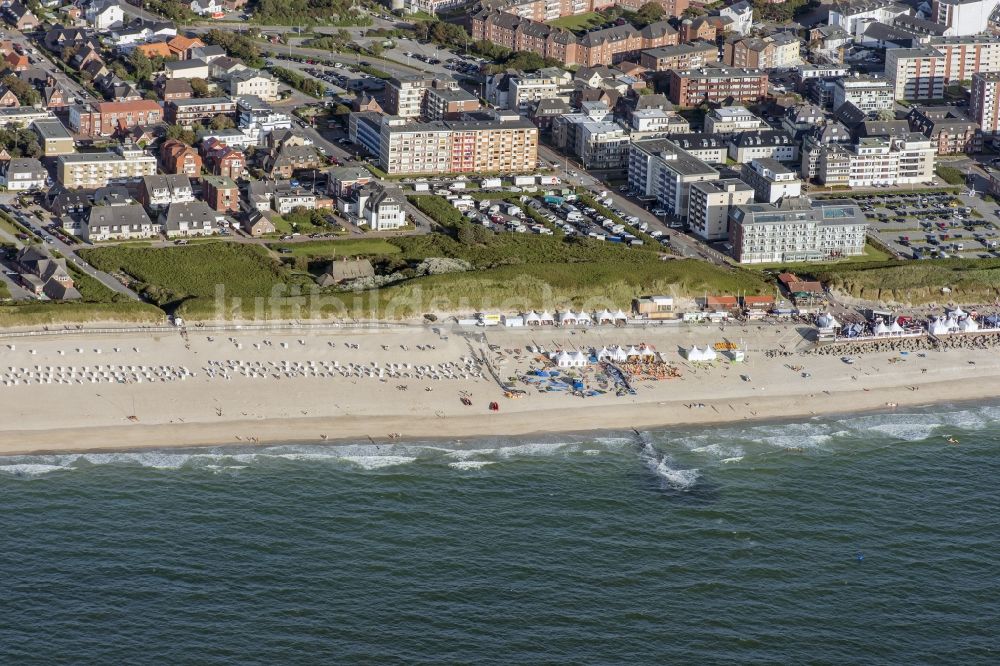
{"left": 0, "top": 463, "right": 71, "bottom": 477}
{"left": 337, "top": 455, "right": 416, "bottom": 470}
{"left": 639, "top": 442, "right": 699, "bottom": 491}
{"left": 448, "top": 461, "right": 495, "bottom": 470}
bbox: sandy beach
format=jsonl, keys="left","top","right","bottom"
{"left": 0, "top": 321, "right": 995, "bottom": 455}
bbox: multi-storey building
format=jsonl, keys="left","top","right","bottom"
{"left": 165, "top": 97, "right": 236, "bottom": 127}
{"left": 226, "top": 69, "right": 280, "bottom": 102}
{"left": 471, "top": 10, "right": 678, "bottom": 66}
{"left": 627, "top": 138, "right": 719, "bottom": 220}
{"left": 667, "top": 67, "right": 768, "bottom": 107}
{"left": 57, "top": 144, "right": 157, "bottom": 189}
{"left": 832, "top": 75, "right": 894, "bottom": 113}
{"left": 971, "top": 71, "right": 1000, "bottom": 134}
{"left": 508, "top": 71, "right": 571, "bottom": 110}
{"left": 378, "top": 115, "right": 539, "bottom": 175}
{"left": 69, "top": 100, "right": 163, "bottom": 137}
{"left": 638, "top": 41, "right": 719, "bottom": 72}
{"left": 385, "top": 75, "right": 460, "bottom": 118}
{"left": 723, "top": 32, "right": 801, "bottom": 69}
{"left": 886, "top": 36, "right": 1000, "bottom": 101}
{"left": 424, "top": 87, "right": 481, "bottom": 120}
{"left": 739, "top": 158, "right": 803, "bottom": 204}
{"left": 687, "top": 178, "right": 753, "bottom": 241}
{"left": 552, "top": 114, "right": 629, "bottom": 169}
{"left": 703, "top": 106, "right": 764, "bottom": 134}
{"left": 906, "top": 105, "right": 981, "bottom": 154}
{"left": 728, "top": 130, "right": 798, "bottom": 163}
{"left": 814, "top": 135, "right": 936, "bottom": 187}
{"left": 932, "top": 0, "right": 997, "bottom": 37}
{"left": 628, "top": 108, "right": 690, "bottom": 135}
{"left": 828, "top": 0, "right": 909, "bottom": 39}
{"left": 729, "top": 197, "right": 867, "bottom": 264}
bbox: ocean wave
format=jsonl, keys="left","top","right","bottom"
{"left": 448, "top": 461, "right": 495, "bottom": 470}
{"left": 337, "top": 456, "right": 417, "bottom": 470}
{"left": 0, "top": 463, "right": 73, "bottom": 477}
{"left": 640, "top": 442, "right": 699, "bottom": 491}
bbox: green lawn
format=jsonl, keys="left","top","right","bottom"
{"left": 546, "top": 11, "right": 603, "bottom": 31}
{"left": 268, "top": 238, "right": 403, "bottom": 259}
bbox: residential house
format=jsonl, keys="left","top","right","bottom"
{"left": 82, "top": 204, "right": 157, "bottom": 241}
{"left": 56, "top": 143, "right": 157, "bottom": 189}
{"left": 317, "top": 259, "right": 375, "bottom": 286}
{"left": 360, "top": 186, "right": 406, "bottom": 231}
{"left": 162, "top": 79, "right": 194, "bottom": 102}
{"left": 15, "top": 246, "right": 80, "bottom": 300}
{"left": 906, "top": 106, "right": 982, "bottom": 155}
{"left": 189, "top": 45, "right": 226, "bottom": 63}
{"left": 327, "top": 166, "right": 372, "bottom": 198}
{"left": 264, "top": 144, "right": 323, "bottom": 179}
{"left": 165, "top": 97, "right": 235, "bottom": 126}
{"left": 160, "top": 201, "right": 224, "bottom": 237}
{"left": 0, "top": 87, "right": 18, "bottom": 107}
{"left": 202, "top": 174, "right": 239, "bottom": 212}
{"left": 190, "top": 0, "right": 224, "bottom": 16}
{"left": 160, "top": 138, "right": 202, "bottom": 175}
{"left": 135, "top": 41, "right": 173, "bottom": 59}
{"left": 85, "top": 0, "right": 124, "bottom": 31}
{"left": 4, "top": 51, "right": 29, "bottom": 72}
{"left": 242, "top": 212, "right": 275, "bottom": 236}
{"left": 69, "top": 99, "right": 163, "bottom": 137}
{"left": 0, "top": 157, "right": 46, "bottom": 191}
{"left": 43, "top": 86, "right": 69, "bottom": 110}
{"left": 4, "top": 3, "right": 40, "bottom": 31}
{"left": 166, "top": 35, "right": 205, "bottom": 59}
{"left": 163, "top": 59, "right": 210, "bottom": 80}
{"left": 43, "top": 26, "right": 94, "bottom": 54}
{"left": 209, "top": 56, "right": 246, "bottom": 79}
{"left": 226, "top": 69, "right": 279, "bottom": 102}
{"left": 138, "top": 173, "right": 194, "bottom": 209}
{"left": 202, "top": 139, "right": 245, "bottom": 179}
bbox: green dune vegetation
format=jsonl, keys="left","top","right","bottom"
{"left": 813, "top": 258, "right": 1000, "bottom": 304}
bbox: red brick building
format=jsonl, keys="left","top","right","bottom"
{"left": 202, "top": 174, "right": 240, "bottom": 212}
{"left": 161, "top": 139, "right": 203, "bottom": 176}
{"left": 667, "top": 67, "right": 769, "bottom": 107}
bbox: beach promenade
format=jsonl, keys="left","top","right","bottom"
{"left": 0, "top": 321, "right": 996, "bottom": 454}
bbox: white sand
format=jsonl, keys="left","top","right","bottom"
{"left": 0, "top": 323, "right": 995, "bottom": 454}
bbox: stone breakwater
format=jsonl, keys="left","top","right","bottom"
{"left": 810, "top": 332, "right": 1000, "bottom": 356}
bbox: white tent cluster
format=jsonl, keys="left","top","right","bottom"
{"left": 522, "top": 309, "right": 628, "bottom": 326}
{"left": 202, "top": 357, "right": 484, "bottom": 381}
{"left": 816, "top": 313, "right": 841, "bottom": 330}
{"left": 684, "top": 345, "right": 718, "bottom": 362}
{"left": 551, "top": 350, "right": 589, "bottom": 368}
{"left": 0, "top": 364, "right": 193, "bottom": 387}
{"left": 930, "top": 307, "right": 982, "bottom": 335}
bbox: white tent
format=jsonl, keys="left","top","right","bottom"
{"left": 889, "top": 321, "right": 904, "bottom": 335}
{"left": 610, "top": 345, "right": 628, "bottom": 362}
{"left": 945, "top": 316, "right": 959, "bottom": 331}
{"left": 686, "top": 346, "right": 708, "bottom": 361}
{"left": 873, "top": 321, "right": 890, "bottom": 337}
{"left": 817, "top": 313, "right": 840, "bottom": 329}
{"left": 596, "top": 346, "right": 612, "bottom": 361}
{"left": 638, "top": 345, "right": 656, "bottom": 357}
{"left": 559, "top": 310, "right": 578, "bottom": 325}
{"left": 951, "top": 306, "right": 967, "bottom": 318}
{"left": 613, "top": 309, "right": 628, "bottom": 322}
{"left": 554, "top": 351, "right": 575, "bottom": 367}
{"left": 625, "top": 345, "right": 641, "bottom": 358}
{"left": 570, "top": 351, "right": 589, "bottom": 366}
{"left": 576, "top": 311, "right": 592, "bottom": 324}
{"left": 960, "top": 317, "right": 979, "bottom": 332}
{"left": 596, "top": 309, "right": 615, "bottom": 324}
{"left": 701, "top": 345, "right": 718, "bottom": 361}
{"left": 930, "top": 317, "right": 951, "bottom": 336}
{"left": 524, "top": 311, "right": 542, "bottom": 325}
{"left": 539, "top": 311, "right": 555, "bottom": 324}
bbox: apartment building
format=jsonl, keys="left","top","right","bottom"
{"left": 57, "top": 144, "right": 157, "bottom": 189}
{"left": 687, "top": 178, "right": 753, "bottom": 241}
{"left": 552, "top": 114, "right": 629, "bottom": 169}
{"left": 971, "top": 71, "right": 1000, "bottom": 134}
{"left": 378, "top": 115, "right": 539, "bottom": 175}
{"left": 69, "top": 100, "right": 163, "bottom": 137}
{"left": 385, "top": 75, "right": 460, "bottom": 118}
{"left": 165, "top": 97, "right": 237, "bottom": 127}
{"left": 508, "top": 71, "right": 571, "bottom": 110}
{"left": 739, "top": 158, "right": 803, "bottom": 204}
{"left": 628, "top": 108, "right": 690, "bottom": 134}
{"left": 832, "top": 75, "right": 894, "bottom": 113}
{"left": 815, "top": 135, "right": 936, "bottom": 187}
{"left": 886, "top": 36, "right": 1000, "bottom": 101}
{"left": 703, "top": 106, "right": 764, "bottom": 134}
{"left": 723, "top": 32, "right": 800, "bottom": 69}
{"left": 227, "top": 69, "right": 279, "bottom": 102}
{"left": 728, "top": 130, "right": 798, "bottom": 163}
{"left": 31, "top": 119, "right": 76, "bottom": 157}
{"left": 667, "top": 67, "right": 768, "bottom": 107}
{"left": 470, "top": 10, "right": 678, "bottom": 67}
{"left": 729, "top": 197, "right": 867, "bottom": 264}
{"left": 639, "top": 41, "right": 719, "bottom": 72}
{"left": 627, "top": 138, "right": 719, "bottom": 220}
{"left": 933, "top": 0, "right": 996, "bottom": 37}
{"left": 424, "top": 87, "right": 481, "bottom": 120}
{"left": 828, "top": 0, "right": 908, "bottom": 39}
{"left": 906, "top": 105, "right": 981, "bottom": 154}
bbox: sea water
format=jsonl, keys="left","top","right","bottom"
{"left": 2, "top": 403, "right": 999, "bottom": 663}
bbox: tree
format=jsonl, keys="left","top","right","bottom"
{"left": 128, "top": 49, "right": 154, "bottom": 82}
{"left": 682, "top": 7, "right": 706, "bottom": 18}
{"left": 165, "top": 124, "right": 197, "bottom": 145}
{"left": 369, "top": 41, "right": 383, "bottom": 58}
{"left": 1, "top": 75, "right": 39, "bottom": 107}
{"left": 635, "top": 2, "right": 666, "bottom": 26}
{"left": 190, "top": 78, "right": 210, "bottom": 98}
{"left": 874, "top": 109, "right": 897, "bottom": 121}
{"left": 210, "top": 113, "right": 235, "bottom": 130}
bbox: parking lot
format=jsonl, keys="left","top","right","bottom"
{"left": 858, "top": 192, "right": 1000, "bottom": 259}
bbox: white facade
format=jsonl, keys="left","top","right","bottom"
{"left": 832, "top": 76, "right": 895, "bottom": 113}
{"left": 703, "top": 106, "right": 765, "bottom": 134}
{"left": 687, "top": 178, "right": 754, "bottom": 241}
{"left": 817, "top": 136, "right": 936, "bottom": 187}
{"left": 628, "top": 138, "right": 719, "bottom": 220}
{"left": 86, "top": 0, "right": 124, "bottom": 31}
{"left": 828, "top": 0, "right": 909, "bottom": 39}
{"left": 730, "top": 200, "right": 867, "bottom": 264}
{"left": 720, "top": 1, "right": 754, "bottom": 36}
{"left": 887, "top": 38, "right": 1000, "bottom": 100}
{"left": 934, "top": 0, "right": 999, "bottom": 37}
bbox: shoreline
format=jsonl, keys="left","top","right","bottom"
{"left": 3, "top": 379, "right": 995, "bottom": 457}
{"left": 2, "top": 325, "right": 998, "bottom": 457}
